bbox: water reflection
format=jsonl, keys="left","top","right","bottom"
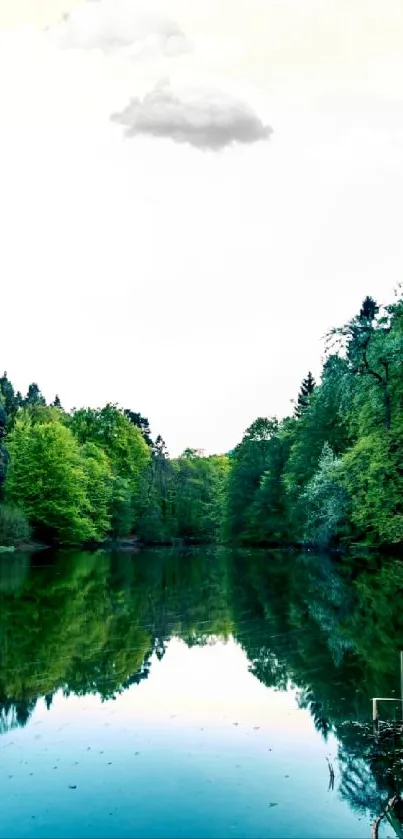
{"left": 1, "top": 546, "right": 403, "bottom": 836}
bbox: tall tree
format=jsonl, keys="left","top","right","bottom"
{"left": 124, "top": 410, "right": 153, "bottom": 448}
{"left": 24, "top": 383, "right": 46, "bottom": 408}
{"left": 294, "top": 371, "right": 316, "bottom": 418}
{"left": 223, "top": 417, "right": 279, "bottom": 543}
{"left": 5, "top": 415, "right": 95, "bottom": 544}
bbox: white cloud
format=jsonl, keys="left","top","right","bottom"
{"left": 111, "top": 79, "right": 272, "bottom": 150}
{"left": 51, "top": 0, "right": 191, "bottom": 57}
{"left": 0, "top": 0, "right": 403, "bottom": 454}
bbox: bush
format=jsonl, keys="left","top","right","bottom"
{"left": 0, "top": 504, "right": 31, "bottom": 546}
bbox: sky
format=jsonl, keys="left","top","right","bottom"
{"left": 1, "top": 1, "right": 403, "bottom": 455}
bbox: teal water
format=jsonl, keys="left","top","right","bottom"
{"left": 1, "top": 547, "right": 402, "bottom": 838}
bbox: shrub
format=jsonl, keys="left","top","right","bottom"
{"left": 0, "top": 504, "right": 31, "bottom": 546}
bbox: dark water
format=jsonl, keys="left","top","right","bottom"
{"left": 1, "top": 547, "right": 403, "bottom": 839}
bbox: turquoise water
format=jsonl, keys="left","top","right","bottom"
{"left": 0, "top": 547, "right": 402, "bottom": 837}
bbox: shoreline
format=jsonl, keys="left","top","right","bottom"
{"left": 2, "top": 537, "right": 403, "bottom": 558}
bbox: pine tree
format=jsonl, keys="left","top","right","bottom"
{"left": 359, "top": 295, "right": 379, "bottom": 324}
{"left": 24, "top": 383, "right": 46, "bottom": 407}
{"left": 294, "top": 372, "right": 316, "bottom": 418}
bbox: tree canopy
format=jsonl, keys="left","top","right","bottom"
{"left": 1, "top": 290, "right": 403, "bottom": 549}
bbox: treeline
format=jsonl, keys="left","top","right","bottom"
{"left": 0, "top": 384, "right": 228, "bottom": 546}
{"left": 224, "top": 292, "right": 403, "bottom": 548}
{"left": 1, "top": 291, "right": 403, "bottom": 548}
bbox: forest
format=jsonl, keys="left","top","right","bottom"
{"left": 0, "top": 290, "right": 402, "bottom": 549}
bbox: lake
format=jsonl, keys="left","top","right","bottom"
{"left": 1, "top": 546, "right": 403, "bottom": 838}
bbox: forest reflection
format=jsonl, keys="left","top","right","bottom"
{"left": 1, "top": 547, "right": 403, "bottom": 832}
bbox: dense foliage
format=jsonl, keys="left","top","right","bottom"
{"left": 1, "top": 291, "right": 403, "bottom": 547}
{"left": 0, "top": 381, "right": 229, "bottom": 545}
{"left": 224, "top": 291, "right": 403, "bottom": 548}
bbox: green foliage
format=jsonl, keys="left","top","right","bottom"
{"left": 0, "top": 504, "right": 31, "bottom": 546}
{"left": 284, "top": 355, "right": 351, "bottom": 501}
{"left": 124, "top": 409, "right": 153, "bottom": 447}
{"left": 80, "top": 443, "right": 113, "bottom": 541}
{"left": 294, "top": 370, "right": 316, "bottom": 418}
{"left": 0, "top": 547, "right": 233, "bottom": 714}
{"left": 2, "top": 289, "right": 403, "bottom": 548}
{"left": 5, "top": 416, "right": 94, "bottom": 544}
{"left": 302, "top": 443, "right": 350, "bottom": 547}
{"left": 340, "top": 431, "right": 403, "bottom": 544}
{"left": 138, "top": 451, "right": 229, "bottom": 544}
{"left": 172, "top": 453, "right": 229, "bottom": 542}
{"left": 221, "top": 291, "right": 403, "bottom": 548}
{"left": 67, "top": 405, "right": 151, "bottom": 536}
{"left": 109, "top": 476, "right": 136, "bottom": 539}
{"left": 67, "top": 405, "right": 150, "bottom": 476}
{"left": 24, "top": 383, "right": 46, "bottom": 408}
{"left": 245, "top": 430, "right": 293, "bottom": 544}
{"left": 223, "top": 417, "right": 279, "bottom": 542}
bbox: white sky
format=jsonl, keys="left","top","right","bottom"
{"left": 1, "top": 0, "right": 403, "bottom": 454}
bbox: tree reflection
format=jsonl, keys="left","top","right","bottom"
{"left": 0, "top": 546, "right": 233, "bottom": 723}
{"left": 1, "top": 545, "right": 403, "bottom": 834}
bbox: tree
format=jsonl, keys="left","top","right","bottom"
{"left": 327, "top": 296, "right": 393, "bottom": 431}
{"left": 0, "top": 403, "right": 8, "bottom": 491}
{"left": 137, "top": 435, "right": 173, "bottom": 543}
{"left": 0, "top": 372, "right": 17, "bottom": 420}
{"left": 339, "top": 432, "right": 403, "bottom": 544}
{"left": 302, "top": 442, "right": 350, "bottom": 547}
{"left": 294, "top": 371, "right": 316, "bottom": 418}
{"left": 67, "top": 405, "right": 151, "bottom": 532}
{"left": 24, "top": 383, "right": 46, "bottom": 408}
{"left": 246, "top": 426, "right": 293, "bottom": 544}
{"left": 359, "top": 295, "right": 379, "bottom": 322}
{"left": 5, "top": 416, "right": 95, "bottom": 544}
{"left": 284, "top": 357, "right": 352, "bottom": 537}
{"left": 124, "top": 410, "right": 153, "bottom": 448}
{"left": 80, "top": 442, "right": 113, "bottom": 541}
{"left": 223, "top": 417, "right": 279, "bottom": 543}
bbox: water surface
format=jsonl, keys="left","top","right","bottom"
{"left": 1, "top": 547, "right": 402, "bottom": 838}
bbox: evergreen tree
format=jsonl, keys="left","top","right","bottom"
{"left": 24, "top": 383, "right": 46, "bottom": 407}
{"left": 0, "top": 402, "right": 8, "bottom": 490}
{"left": 294, "top": 371, "right": 316, "bottom": 417}
{"left": 124, "top": 410, "right": 153, "bottom": 447}
{"left": 0, "top": 372, "right": 16, "bottom": 419}
{"left": 359, "top": 295, "right": 379, "bottom": 323}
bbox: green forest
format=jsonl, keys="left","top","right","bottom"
{"left": 1, "top": 291, "right": 403, "bottom": 549}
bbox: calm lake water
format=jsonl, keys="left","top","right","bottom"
{"left": 1, "top": 546, "right": 403, "bottom": 838}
